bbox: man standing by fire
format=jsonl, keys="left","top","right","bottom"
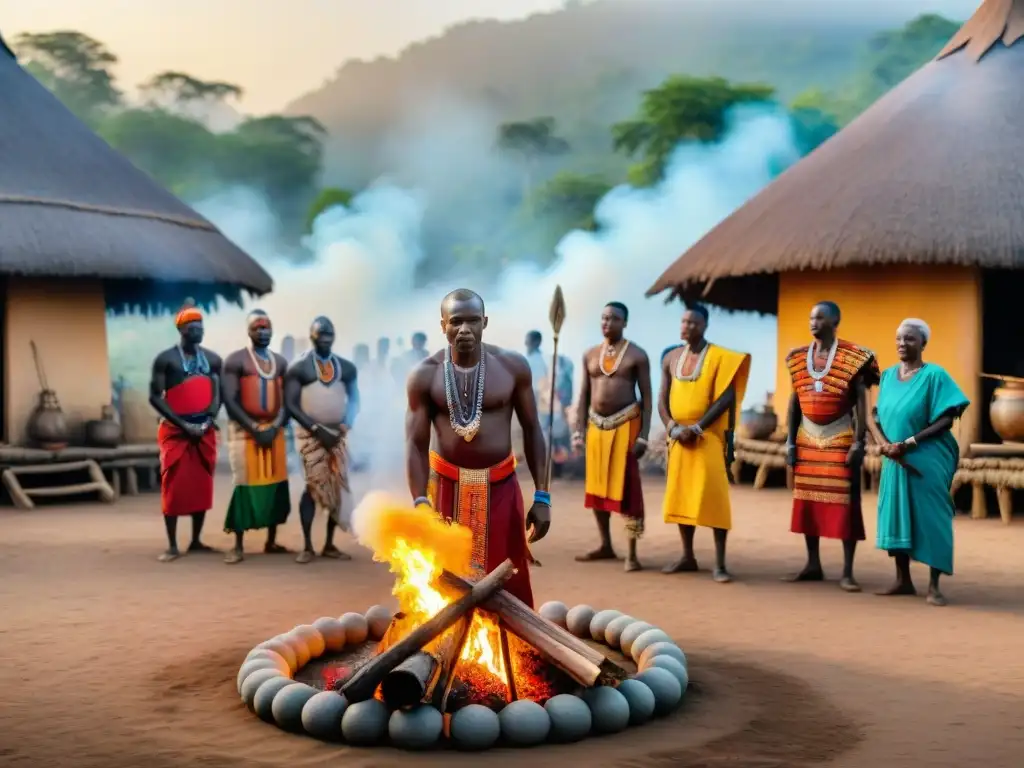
{"left": 572, "top": 302, "right": 651, "bottom": 572}
{"left": 784, "top": 301, "right": 879, "bottom": 592}
{"left": 405, "top": 289, "right": 550, "bottom": 607}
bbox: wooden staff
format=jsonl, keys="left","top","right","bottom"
{"left": 545, "top": 284, "right": 567, "bottom": 488}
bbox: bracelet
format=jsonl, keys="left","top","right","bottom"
{"left": 903, "top": 436, "right": 918, "bottom": 447}
{"left": 692, "top": 424, "right": 704, "bottom": 436}
{"left": 635, "top": 437, "right": 648, "bottom": 446}
{"left": 533, "top": 490, "right": 551, "bottom": 505}
{"left": 413, "top": 496, "right": 431, "bottom": 508}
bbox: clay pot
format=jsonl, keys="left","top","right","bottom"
{"left": 740, "top": 407, "right": 778, "bottom": 441}
{"left": 27, "top": 389, "right": 69, "bottom": 450}
{"left": 990, "top": 380, "right": 1024, "bottom": 443}
{"left": 85, "top": 404, "right": 122, "bottom": 448}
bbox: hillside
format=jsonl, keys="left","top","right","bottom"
{"left": 286, "top": 0, "right": 918, "bottom": 182}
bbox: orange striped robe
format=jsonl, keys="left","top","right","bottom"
{"left": 786, "top": 340, "right": 879, "bottom": 540}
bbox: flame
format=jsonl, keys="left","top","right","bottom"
{"left": 352, "top": 493, "right": 507, "bottom": 683}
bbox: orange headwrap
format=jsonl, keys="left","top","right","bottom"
{"left": 175, "top": 305, "right": 203, "bottom": 329}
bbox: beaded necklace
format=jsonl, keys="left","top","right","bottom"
{"left": 246, "top": 345, "right": 277, "bottom": 380}
{"left": 600, "top": 339, "right": 630, "bottom": 377}
{"left": 806, "top": 337, "right": 838, "bottom": 393}
{"left": 444, "top": 345, "right": 486, "bottom": 442}
{"left": 177, "top": 344, "right": 211, "bottom": 377}
{"left": 314, "top": 353, "right": 338, "bottom": 385}
{"left": 674, "top": 341, "right": 709, "bottom": 382}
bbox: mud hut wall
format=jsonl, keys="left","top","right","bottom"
{"left": 4, "top": 277, "right": 111, "bottom": 444}
{"left": 774, "top": 264, "right": 982, "bottom": 453}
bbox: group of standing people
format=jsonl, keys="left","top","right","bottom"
{"left": 149, "top": 304, "right": 360, "bottom": 565}
{"left": 569, "top": 299, "right": 968, "bottom": 606}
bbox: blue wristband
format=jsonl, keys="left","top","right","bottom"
{"left": 533, "top": 490, "right": 551, "bottom": 505}
{"left": 413, "top": 496, "right": 431, "bottom": 508}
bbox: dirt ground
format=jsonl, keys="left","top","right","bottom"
{"left": 1, "top": 474, "right": 1022, "bottom": 768}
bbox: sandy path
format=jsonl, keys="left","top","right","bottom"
{"left": 1, "top": 475, "right": 1022, "bottom": 768}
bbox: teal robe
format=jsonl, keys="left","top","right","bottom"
{"left": 875, "top": 364, "right": 969, "bottom": 575}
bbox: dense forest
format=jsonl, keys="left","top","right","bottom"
{"left": 10, "top": 5, "right": 960, "bottom": 280}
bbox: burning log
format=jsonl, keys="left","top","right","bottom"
{"left": 338, "top": 558, "right": 517, "bottom": 702}
{"left": 439, "top": 571, "right": 628, "bottom": 688}
{"left": 381, "top": 651, "right": 439, "bottom": 709}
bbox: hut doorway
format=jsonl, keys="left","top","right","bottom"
{"left": 980, "top": 269, "right": 1024, "bottom": 443}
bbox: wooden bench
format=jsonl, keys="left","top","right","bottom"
{"left": 1, "top": 459, "right": 115, "bottom": 510}
{"left": 952, "top": 444, "right": 1024, "bottom": 524}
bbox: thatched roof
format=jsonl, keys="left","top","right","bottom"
{"left": 647, "top": 0, "right": 1024, "bottom": 314}
{"left": 0, "top": 32, "right": 273, "bottom": 313}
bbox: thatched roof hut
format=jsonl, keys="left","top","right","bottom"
{"left": 0, "top": 32, "right": 273, "bottom": 312}
{"left": 648, "top": 0, "right": 1024, "bottom": 312}
{"left": 647, "top": 0, "right": 1024, "bottom": 447}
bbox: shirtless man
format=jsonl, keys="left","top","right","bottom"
{"left": 573, "top": 302, "right": 652, "bottom": 572}
{"left": 221, "top": 310, "right": 291, "bottom": 563}
{"left": 405, "top": 289, "right": 550, "bottom": 607}
{"left": 284, "top": 317, "right": 360, "bottom": 564}
{"left": 149, "top": 302, "right": 223, "bottom": 562}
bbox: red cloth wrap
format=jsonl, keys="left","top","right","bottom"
{"left": 428, "top": 452, "right": 535, "bottom": 608}
{"left": 158, "top": 377, "right": 217, "bottom": 517}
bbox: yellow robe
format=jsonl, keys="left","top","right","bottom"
{"left": 663, "top": 344, "right": 751, "bottom": 530}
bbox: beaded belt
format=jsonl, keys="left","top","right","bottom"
{"left": 588, "top": 402, "right": 641, "bottom": 431}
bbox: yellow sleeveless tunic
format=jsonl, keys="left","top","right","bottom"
{"left": 663, "top": 344, "right": 751, "bottom": 530}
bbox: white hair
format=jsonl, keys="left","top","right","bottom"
{"left": 899, "top": 317, "right": 931, "bottom": 344}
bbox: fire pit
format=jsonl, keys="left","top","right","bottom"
{"left": 235, "top": 498, "right": 689, "bottom": 750}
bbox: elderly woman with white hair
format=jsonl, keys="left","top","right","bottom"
{"left": 868, "top": 318, "right": 969, "bottom": 606}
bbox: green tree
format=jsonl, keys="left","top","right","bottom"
{"left": 13, "top": 31, "right": 121, "bottom": 126}
{"left": 496, "top": 117, "right": 571, "bottom": 206}
{"left": 306, "top": 187, "right": 354, "bottom": 231}
{"left": 139, "top": 71, "right": 243, "bottom": 106}
{"left": 528, "top": 171, "right": 612, "bottom": 232}
{"left": 612, "top": 75, "right": 775, "bottom": 185}
{"left": 788, "top": 89, "right": 841, "bottom": 155}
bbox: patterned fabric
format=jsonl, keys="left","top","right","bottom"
{"left": 785, "top": 340, "right": 880, "bottom": 540}
{"left": 295, "top": 425, "right": 352, "bottom": 529}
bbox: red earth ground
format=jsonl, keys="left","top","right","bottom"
{"left": 1, "top": 475, "right": 1022, "bottom": 768}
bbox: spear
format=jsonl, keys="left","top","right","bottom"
{"left": 545, "top": 285, "right": 566, "bottom": 488}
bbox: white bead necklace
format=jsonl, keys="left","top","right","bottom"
{"left": 246, "top": 345, "right": 277, "bottom": 380}
{"left": 806, "top": 337, "right": 839, "bottom": 393}
{"left": 674, "top": 342, "right": 709, "bottom": 382}
{"left": 599, "top": 340, "right": 630, "bottom": 377}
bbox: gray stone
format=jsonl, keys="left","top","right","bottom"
{"left": 301, "top": 691, "right": 349, "bottom": 740}
{"left": 291, "top": 624, "right": 326, "bottom": 658}
{"left": 254, "top": 638, "right": 298, "bottom": 673}
{"left": 582, "top": 686, "right": 630, "bottom": 734}
{"left": 271, "top": 683, "right": 318, "bottom": 732}
{"left": 364, "top": 605, "right": 393, "bottom": 641}
{"left": 389, "top": 704, "right": 443, "bottom": 750}
{"left": 589, "top": 610, "right": 623, "bottom": 642}
{"left": 240, "top": 669, "right": 282, "bottom": 711}
{"left": 538, "top": 601, "right": 569, "bottom": 628}
{"left": 450, "top": 704, "right": 501, "bottom": 750}
{"left": 604, "top": 615, "right": 635, "bottom": 648}
{"left": 276, "top": 632, "right": 311, "bottom": 669}
{"left": 341, "top": 698, "right": 389, "bottom": 745}
{"left": 643, "top": 655, "right": 689, "bottom": 691}
{"left": 619, "top": 621, "right": 654, "bottom": 657}
{"left": 339, "top": 612, "right": 370, "bottom": 645}
{"left": 630, "top": 628, "right": 674, "bottom": 663}
{"left": 311, "top": 617, "right": 347, "bottom": 653}
{"left": 498, "top": 699, "right": 551, "bottom": 746}
{"left": 565, "top": 605, "right": 596, "bottom": 638}
{"left": 237, "top": 657, "right": 288, "bottom": 694}
{"left": 635, "top": 667, "right": 682, "bottom": 716}
{"left": 253, "top": 677, "right": 297, "bottom": 722}
{"left": 616, "top": 679, "right": 656, "bottom": 725}
{"left": 637, "top": 641, "right": 687, "bottom": 671}
{"left": 544, "top": 693, "right": 593, "bottom": 743}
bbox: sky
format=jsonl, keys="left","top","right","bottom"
{"left": 4, "top": 0, "right": 981, "bottom": 115}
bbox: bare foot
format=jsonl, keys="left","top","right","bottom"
{"left": 662, "top": 557, "right": 699, "bottom": 574}
{"left": 224, "top": 549, "right": 243, "bottom": 565}
{"left": 624, "top": 556, "right": 643, "bottom": 573}
{"left": 713, "top": 567, "right": 733, "bottom": 583}
{"left": 839, "top": 577, "right": 861, "bottom": 593}
{"left": 187, "top": 541, "right": 217, "bottom": 554}
{"left": 158, "top": 548, "right": 180, "bottom": 563}
{"left": 321, "top": 545, "right": 352, "bottom": 561}
{"left": 875, "top": 581, "right": 917, "bottom": 596}
{"left": 295, "top": 549, "right": 315, "bottom": 564}
{"left": 264, "top": 543, "right": 288, "bottom": 554}
{"left": 926, "top": 589, "right": 947, "bottom": 606}
{"left": 782, "top": 566, "right": 824, "bottom": 582}
{"left": 575, "top": 547, "right": 619, "bottom": 562}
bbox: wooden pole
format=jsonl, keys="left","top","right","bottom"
{"left": 338, "top": 559, "right": 517, "bottom": 702}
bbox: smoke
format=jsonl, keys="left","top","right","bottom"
{"left": 108, "top": 96, "right": 796, "bottom": 490}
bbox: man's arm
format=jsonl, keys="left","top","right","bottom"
{"left": 697, "top": 385, "right": 736, "bottom": 432}
{"left": 510, "top": 353, "right": 549, "bottom": 493}
{"left": 786, "top": 391, "right": 801, "bottom": 465}
{"left": 658, "top": 352, "right": 674, "bottom": 429}
{"left": 204, "top": 351, "right": 223, "bottom": 422}
{"left": 273, "top": 354, "right": 291, "bottom": 428}
{"left": 341, "top": 361, "right": 360, "bottom": 430}
{"left": 405, "top": 362, "right": 435, "bottom": 501}
{"left": 635, "top": 350, "right": 653, "bottom": 441}
{"left": 283, "top": 360, "right": 316, "bottom": 431}
{"left": 853, "top": 375, "right": 868, "bottom": 445}
{"left": 148, "top": 353, "right": 191, "bottom": 432}
{"left": 220, "top": 353, "right": 256, "bottom": 432}
{"left": 574, "top": 350, "right": 592, "bottom": 438}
